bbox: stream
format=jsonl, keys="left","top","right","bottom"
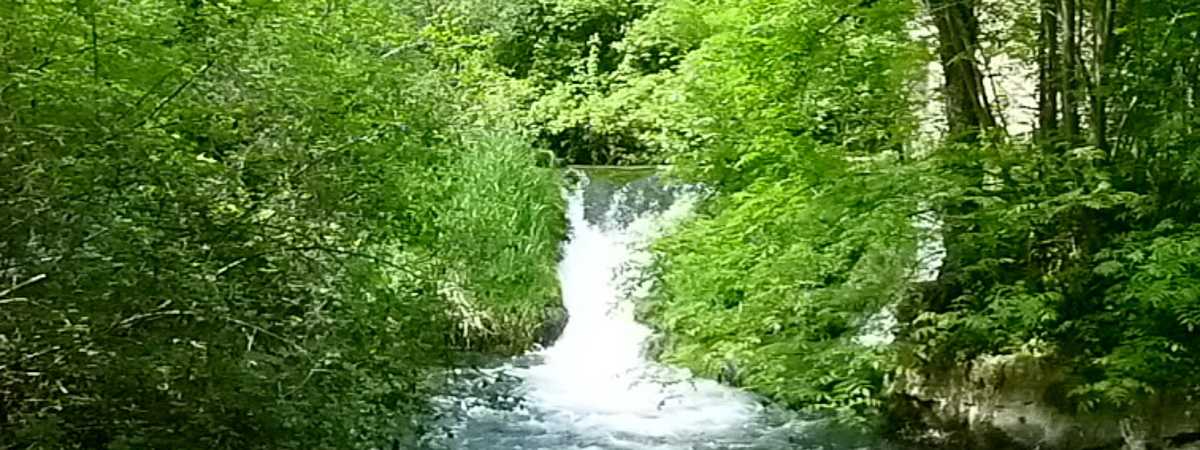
{"left": 425, "top": 169, "right": 901, "bottom": 450}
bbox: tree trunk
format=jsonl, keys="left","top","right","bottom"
{"left": 1061, "top": 0, "right": 1081, "bottom": 143}
{"left": 1038, "top": 0, "right": 1060, "bottom": 143}
{"left": 921, "top": 0, "right": 998, "bottom": 313}
{"left": 926, "top": 0, "right": 996, "bottom": 142}
{"left": 1091, "top": 0, "right": 1118, "bottom": 155}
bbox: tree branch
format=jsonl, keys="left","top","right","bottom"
{"left": 0, "top": 274, "right": 47, "bottom": 298}
{"left": 128, "top": 59, "right": 215, "bottom": 131}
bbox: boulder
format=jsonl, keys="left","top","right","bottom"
{"left": 893, "top": 354, "right": 1200, "bottom": 450}
{"left": 538, "top": 306, "right": 569, "bottom": 347}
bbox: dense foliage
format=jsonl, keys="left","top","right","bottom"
{"left": 622, "top": 0, "right": 1200, "bottom": 435}
{"left": 451, "top": 0, "right": 1200, "bottom": 437}
{"left": 0, "top": 1, "right": 563, "bottom": 448}
{"left": 907, "top": 0, "right": 1200, "bottom": 414}
{"left": 4, "top": 0, "right": 1199, "bottom": 447}
{"left": 630, "top": 0, "right": 924, "bottom": 425}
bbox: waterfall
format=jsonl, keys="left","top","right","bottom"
{"left": 426, "top": 170, "right": 887, "bottom": 450}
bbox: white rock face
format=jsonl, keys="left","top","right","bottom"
{"left": 899, "top": 354, "right": 1200, "bottom": 449}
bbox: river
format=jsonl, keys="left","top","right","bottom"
{"left": 425, "top": 169, "right": 902, "bottom": 450}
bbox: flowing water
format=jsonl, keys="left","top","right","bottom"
{"left": 427, "top": 170, "right": 894, "bottom": 450}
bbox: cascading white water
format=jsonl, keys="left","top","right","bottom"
{"left": 519, "top": 175, "right": 765, "bottom": 438}
{"left": 427, "top": 171, "right": 884, "bottom": 450}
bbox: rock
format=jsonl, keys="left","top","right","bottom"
{"left": 717, "top": 359, "right": 740, "bottom": 388}
{"left": 641, "top": 334, "right": 667, "bottom": 360}
{"left": 538, "top": 306, "right": 568, "bottom": 347}
{"left": 892, "top": 354, "right": 1200, "bottom": 450}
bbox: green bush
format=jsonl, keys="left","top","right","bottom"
{"left": 0, "top": 1, "right": 563, "bottom": 447}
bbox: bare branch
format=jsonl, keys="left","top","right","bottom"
{"left": 0, "top": 274, "right": 47, "bottom": 298}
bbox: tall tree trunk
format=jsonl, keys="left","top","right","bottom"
{"left": 1091, "top": 0, "right": 1118, "bottom": 155}
{"left": 1038, "top": 0, "right": 1060, "bottom": 143}
{"left": 1062, "top": 0, "right": 1081, "bottom": 143}
{"left": 921, "top": 0, "right": 998, "bottom": 313}
{"left": 926, "top": 0, "right": 997, "bottom": 142}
